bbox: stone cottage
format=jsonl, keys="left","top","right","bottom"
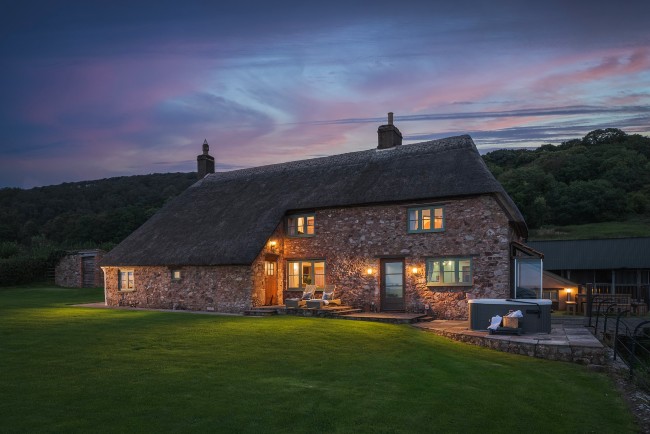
{"left": 100, "top": 115, "right": 529, "bottom": 319}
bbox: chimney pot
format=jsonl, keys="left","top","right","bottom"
{"left": 197, "top": 139, "right": 215, "bottom": 179}
{"left": 377, "top": 112, "right": 402, "bottom": 149}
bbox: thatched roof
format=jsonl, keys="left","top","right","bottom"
{"left": 101, "top": 135, "right": 526, "bottom": 266}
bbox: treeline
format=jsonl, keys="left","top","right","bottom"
{"left": 1, "top": 128, "right": 649, "bottom": 284}
{"left": 0, "top": 172, "right": 196, "bottom": 284}
{"left": 483, "top": 128, "right": 650, "bottom": 228}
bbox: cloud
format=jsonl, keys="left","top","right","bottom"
{"left": 1, "top": 0, "right": 650, "bottom": 188}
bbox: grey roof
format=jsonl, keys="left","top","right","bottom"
{"left": 101, "top": 135, "right": 526, "bottom": 266}
{"left": 528, "top": 238, "right": 650, "bottom": 270}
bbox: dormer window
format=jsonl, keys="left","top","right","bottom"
{"left": 408, "top": 206, "right": 444, "bottom": 233}
{"left": 287, "top": 213, "right": 315, "bottom": 237}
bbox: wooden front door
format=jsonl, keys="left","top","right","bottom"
{"left": 82, "top": 256, "right": 95, "bottom": 288}
{"left": 380, "top": 259, "right": 405, "bottom": 311}
{"left": 264, "top": 261, "right": 277, "bottom": 305}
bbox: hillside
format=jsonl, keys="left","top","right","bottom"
{"left": 0, "top": 172, "right": 196, "bottom": 253}
{"left": 483, "top": 128, "right": 650, "bottom": 232}
{"left": 1, "top": 128, "right": 649, "bottom": 259}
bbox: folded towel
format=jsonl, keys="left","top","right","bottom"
{"left": 506, "top": 310, "right": 523, "bottom": 318}
{"left": 487, "top": 315, "right": 502, "bottom": 330}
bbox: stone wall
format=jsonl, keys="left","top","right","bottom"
{"left": 103, "top": 194, "right": 521, "bottom": 318}
{"left": 55, "top": 254, "right": 81, "bottom": 288}
{"left": 274, "top": 195, "right": 520, "bottom": 319}
{"left": 55, "top": 251, "right": 105, "bottom": 288}
{"left": 103, "top": 265, "right": 253, "bottom": 313}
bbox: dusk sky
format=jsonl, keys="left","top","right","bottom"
{"left": 1, "top": 0, "right": 649, "bottom": 188}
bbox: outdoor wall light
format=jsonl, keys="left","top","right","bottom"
{"left": 565, "top": 288, "right": 572, "bottom": 301}
{"left": 411, "top": 267, "right": 419, "bottom": 274}
{"left": 269, "top": 240, "right": 277, "bottom": 251}
{"left": 366, "top": 267, "right": 373, "bottom": 275}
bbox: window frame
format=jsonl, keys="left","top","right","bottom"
{"left": 118, "top": 269, "right": 135, "bottom": 292}
{"left": 287, "top": 213, "right": 315, "bottom": 237}
{"left": 425, "top": 257, "right": 472, "bottom": 287}
{"left": 286, "top": 259, "right": 326, "bottom": 290}
{"left": 407, "top": 206, "right": 445, "bottom": 233}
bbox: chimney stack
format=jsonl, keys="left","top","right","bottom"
{"left": 377, "top": 112, "right": 402, "bottom": 149}
{"left": 197, "top": 139, "right": 215, "bottom": 179}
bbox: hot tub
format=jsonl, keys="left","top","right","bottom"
{"left": 468, "top": 299, "right": 552, "bottom": 334}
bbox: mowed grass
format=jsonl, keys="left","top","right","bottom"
{"left": 0, "top": 286, "right": 637, "bottom": 433}
{"left": 530, "top": 216, "right": 650, "bottom": 240}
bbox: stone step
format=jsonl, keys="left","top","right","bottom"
{"left": 332, "top": 308, "right": 363, "bottom": 316}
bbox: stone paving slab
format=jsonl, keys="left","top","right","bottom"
{"left": 413, "top": 319, "right": 606, "bottom": 365}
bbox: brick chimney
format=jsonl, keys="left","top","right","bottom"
{"left": 197, "top": 139, "right": 215, "bottom": 179}
{"left": 377, "top": 112, "right": 402, "bottom": 149}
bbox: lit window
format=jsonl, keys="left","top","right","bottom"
{"left": 119, "top": 270, "right": 134, "bottom": 291}
{"left": 287, "top": 260, "right": 325, "bottom": 289}
{"left": 408, "top": 207, "right": 444, "bottom": 233}
{"left": 171, "top": 270, "right": 181, "bottom": 280}
{"left": 426, "top": 258, "right": 471, "bottom": 286}
{"left": 287, "top": 213, "right": 315, "bottom": 237}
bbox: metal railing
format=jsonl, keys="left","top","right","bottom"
{"left": 587, "top": 301, "right": 650, "bottom": 389}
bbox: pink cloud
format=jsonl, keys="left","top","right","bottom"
{"left": 531, "top": 48, "right": 650, "bottom": 94}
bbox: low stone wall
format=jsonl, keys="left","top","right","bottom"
{"left": 416, "top": 321, "right": 606, "bottom": 365}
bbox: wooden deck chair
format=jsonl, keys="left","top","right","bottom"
{"left": 306, "top": 285, "right": 341, "bottom": 309}
{"left": 285, "top": 285, "right": 316, "bottom": 308}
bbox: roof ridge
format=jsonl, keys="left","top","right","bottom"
{"left": 203, "top": 135, "right": 474, "bottom": 182}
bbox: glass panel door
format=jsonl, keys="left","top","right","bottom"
{"left": 381, "top": 259, "right": 404, "bottom": 311}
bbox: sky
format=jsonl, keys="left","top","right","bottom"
{"left": 1, "top": 0, "right": 649, "bottom": 188}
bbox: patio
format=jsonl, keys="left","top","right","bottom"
{"left": 414, "top": 316, "right": 606, "bottom": 365}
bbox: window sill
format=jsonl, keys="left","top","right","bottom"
{"left": 408, "top": 230, "right": 444, "bottom": 234}
{"left": 118, "top": 289, "right": 136, "bottom": 293}
{"left": 426, "top": 283, "right": 471, "bottom": 288}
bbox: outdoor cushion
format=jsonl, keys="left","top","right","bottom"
{"left": 322, "top": 284, "right": 335, "bottom": 300}
{"left": 286, "top": 285, "right": 316, "bottom": 308}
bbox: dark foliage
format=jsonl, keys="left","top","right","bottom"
{"left": 483, "top": 129, "right": 650, "bottom": 228}
{"left": 0, "top": 173, "right": 196, "bottom": 247}
{"left": 0, "top": 173, "right": 196, "bottom": 285}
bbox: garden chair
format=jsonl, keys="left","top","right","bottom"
{"left": 306, "top": 285, "right": 341, "bottom": 308}
{"left": 284, "top": 285, "right": 316, "bottom": 308}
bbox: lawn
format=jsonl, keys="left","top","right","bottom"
{"left": 0, "top": 286, "right": 638, "bottom": 433}
{"left": 530, "top": 216, "right": 650, "bottom": 240}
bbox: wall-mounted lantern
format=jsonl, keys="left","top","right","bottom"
{"left": 366, "top": 267, "right": 374, "bottom": 275}
{"left": 565, "top": 288, "right": 572, "bottom": 302}
{"left": 269, "top": 240, "right": 277, "bottom": 252}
